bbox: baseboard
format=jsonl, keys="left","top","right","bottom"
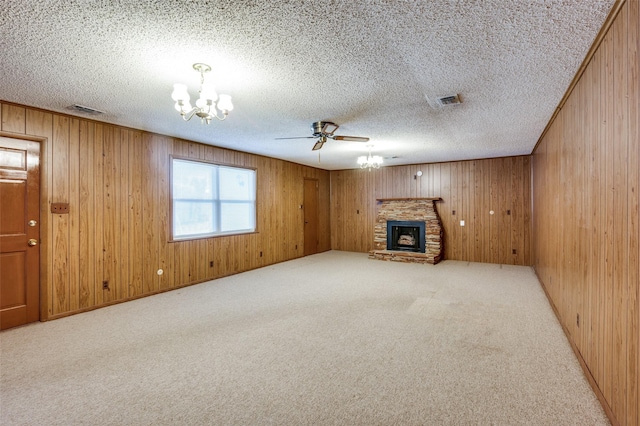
{"left": 532, "top": 267, "right": 619, "bottom": 426}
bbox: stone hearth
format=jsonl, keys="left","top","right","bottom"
{"left": 369, "top": 198, "right": 443, "bottom": 265}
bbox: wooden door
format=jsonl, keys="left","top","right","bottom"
{"left": 303, "top": 178, "right": 319, "bottom": 256}
{"left": 0, "top": 137, "right": 40, "bottom": 330}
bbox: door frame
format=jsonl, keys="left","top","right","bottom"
{"left": 1, "top": 131, "right": 49, "bottom": 322}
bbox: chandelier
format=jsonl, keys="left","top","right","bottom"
{"left": 357, "top": 145, "right": 383, "bottom": 170}
{"left": 171, "top": 63, "right": 233, "bottom": 124}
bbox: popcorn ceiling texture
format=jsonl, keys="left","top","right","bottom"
{"left": 0, "top": 0, "right": 614, "bottom": 170}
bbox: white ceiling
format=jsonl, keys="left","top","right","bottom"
{"left": 0, "top": 0, "right": 614, "bottom": 170}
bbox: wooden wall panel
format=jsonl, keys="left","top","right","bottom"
{"left": 532, "top": 1, "right": 639, "bottom": 424}
{"left": 628, "top": 3, "right": 639, "bottom": 424}
{"left": 1, "top": 104, "right": 26, "bottom": 134}
{"left": 103, "top": 125, "right": 118, "bottom": 303}
{"left": 157, "top": 134, "right": 175, "bottom": 290}
{"left": 78, "top": 120, "right": 95, "bottom": 308}
{"left": 128, "top": 130, "right": 144, "bottom": 297}
{"left": 93, "top": 123, "right": 105, "bottom": 306}
{"left": 2, "top": 101, "right": 330, "bottom": 321}
{"left": 330, "top": 156, "right": 532, "bottom": 266}
{"left": 52, "top": 115, "right": 70, "bottom": 315}
{"left": 68, "top": 118, "right": 80, "bottom": 312}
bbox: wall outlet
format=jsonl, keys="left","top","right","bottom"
{"left": 102, "top": 280, "right": 109, "bottom": 290}
{"left": 460, "top": 220, "right": 465, "bottom": 226}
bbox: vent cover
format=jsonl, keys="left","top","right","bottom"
{"left": 436, "top": 94, "right": 462, "bottom": 106}
{"left": 67, "top": 104, "right": 105, "bottom": 115}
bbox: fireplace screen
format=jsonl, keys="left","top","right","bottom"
{"left": 386, "top": 220, "right": 426, "bottom": 253}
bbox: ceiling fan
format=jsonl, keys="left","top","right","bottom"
{"left": 276, "top": 121, "right": 369, "bottom": 150}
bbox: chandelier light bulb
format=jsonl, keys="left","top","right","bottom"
{"left": 171, "top": 84, "right": 189, "bottom": 102}
{"left": 217, "top": 94, "right": 234, "bottom": 112}
{"left": 199, "top": 82, "right": 218, "bottom": 101}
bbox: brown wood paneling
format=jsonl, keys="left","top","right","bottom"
{"left": 68, "top": 119, "right": 80, "bottom": 312}
{"left": 532, "top": 2, "right": 639, "bottom": 424}
{"left": 1, "top": 104, "right": 26, "bottom": 134}
{"left": 0, "top": 100, "right": 330, "bottom": 322}
{"left": 628, "top": 2, "right": 639, "bottom": 424}
{"left": 612, "top": 4, "right": 629, "bottom": 418}
{"left": 604, "top": 22, "right": 616, "bottom": 408}
{"left": 142, "top": 133, "right": 159, "bottom": 293}
{"left": 158, "top": 135, "right": 174, "bottom": 290}
{"left": 78, "top": 120, "right": 95, "bottom": 308}
{"left": 330, "top": 156, "right": 532, "bottom": 266}
{"left": 128, "top": 130, "right": 143, "bottom": 297}
{"left": 102, "top": 126, "right": 117, "bottom": 303}
{"left": 51, "top": 115, "right": 69, "bottom": 315}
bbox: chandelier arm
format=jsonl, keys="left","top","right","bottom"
{"left": 182, "top": 108, "right": 199, "bottom": 122}
{"left": 210, "top": 110, "right": 229, "bottom": 121}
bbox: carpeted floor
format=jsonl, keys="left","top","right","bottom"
{"left": 0, "top": 251, "right": 609, "bottom": 425}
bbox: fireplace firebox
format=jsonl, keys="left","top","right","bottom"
{"left": 386, "top": 220, "right": 426, "bottom": 253}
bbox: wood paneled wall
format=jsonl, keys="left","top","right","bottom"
{"left": 0, "top": 102, "right": 331, "bottom": 319}
{"left": 330, "top": 156, "right": 532, "bottom": 266}
{"left": 532, "top": 1, "right": 639, "bottom": 424}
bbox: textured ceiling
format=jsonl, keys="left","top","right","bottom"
{"left": 0, "top": 0, "right": 614, "bottom": 170}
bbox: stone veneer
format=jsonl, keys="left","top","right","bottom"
{"left": 369, "top": 198, "right": 443, "bottom": 265}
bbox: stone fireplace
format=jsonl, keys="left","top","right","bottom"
{"left": 369, "top": 198, "right": 443, "bottom": 264}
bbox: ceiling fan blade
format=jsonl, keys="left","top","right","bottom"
{"left": 320, "top": 122, "right": 339, "bottom": 135}
{"left": 312, "top": 139, "right": 325, "bottom": 151}
{"left": 332, "top": 135, "right": 370, "bottom": 142}
{"left": 274, "top": 136, "right": 316, "bottom": 140}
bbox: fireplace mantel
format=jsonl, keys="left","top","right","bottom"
{"left": 376, "top": 197, "right": 442, "bottom": 202}
{"left": 369, "top": 198, "right": 444, "bottom": 265}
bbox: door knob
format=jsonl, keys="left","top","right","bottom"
{"left": 28, "top": 239, "right": 38, "bottom": 246}
{"left": 28, "top": 220, "right": 37, "bottom": 227}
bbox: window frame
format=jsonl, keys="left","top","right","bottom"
{"left": 169, "top": 155, "right": 257, "bottom": 242}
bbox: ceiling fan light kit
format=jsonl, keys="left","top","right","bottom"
{"left": 312, "top": 136, "right": 327, "bottom": 151}
{"left": 171, "top": 63, "right": 233, "bottom": 124}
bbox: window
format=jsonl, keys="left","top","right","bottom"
{"left": 171, "top": 158, "right": 256, "bottom": 240}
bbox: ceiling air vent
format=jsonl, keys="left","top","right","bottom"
{"left": 67, "top": 104, "right": 105, "bottom": 115}
{"left": 436, "top": 94, "right": 462, "bottom": 106}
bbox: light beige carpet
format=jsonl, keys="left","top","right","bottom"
{"left": 0, "top": 251, "right": 608, "bottom": 425}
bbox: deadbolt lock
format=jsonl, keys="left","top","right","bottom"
{"left": 28, "top": 239, "right": 38, "bottom": 247}
{"left": 28, "top": 220, "right": 37, "bottom": 227}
